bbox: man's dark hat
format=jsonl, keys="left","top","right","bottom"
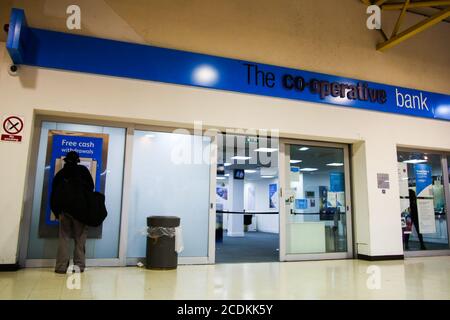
{"left": 64, "top": 151, "right": 80, "bottom": 163}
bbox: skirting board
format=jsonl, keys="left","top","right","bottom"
{"left": 0, "top": 263, "right": 20, "bottom": 271}
{"left": 357, "top": 254, "right": 404, "bottom": 261}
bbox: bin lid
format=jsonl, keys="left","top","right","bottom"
{"left": 147, "top": 216, "right": 180, "bottom": 227}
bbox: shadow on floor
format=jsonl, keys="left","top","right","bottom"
{"left": 215, "top": 231, "right": 279, "bottom": 263}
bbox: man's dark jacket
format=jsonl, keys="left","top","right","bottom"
{"left": 50, "top": 163, "right": 94, "bottom": 222}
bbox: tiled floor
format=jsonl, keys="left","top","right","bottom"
{"left": 1, "top": 257, "right": 449, "bottom": 300}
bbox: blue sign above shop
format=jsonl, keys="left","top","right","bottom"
{"left": 6, "top": 8, "right": 450, "bottom": 121}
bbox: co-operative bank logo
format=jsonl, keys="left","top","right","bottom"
{"left": 244, "top": 63, "right": 387, "bottom": 105}
{"left": 395, "top": 88, "right": 429, "bottom": 111}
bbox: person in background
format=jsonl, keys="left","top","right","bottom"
{"left": 50, "top": 151, "right": 94, "bottom": 274}
{"left": 404, "top": 189, "right": 426, "bottom": 251}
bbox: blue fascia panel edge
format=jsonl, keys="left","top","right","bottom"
{"left": 6, "top": 8, "right": 28, "bottom": 64}
{"left": 4, "top": 8, "right": 450, "bottom": 122}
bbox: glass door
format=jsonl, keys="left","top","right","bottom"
{"left": 397, "top": 149, "right": 450, "bottom": 254}
{"left": 279, "top": 140, "right": 352, "bottom": 261}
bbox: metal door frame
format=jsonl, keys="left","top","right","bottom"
{"left": 397, "top": 147, "right": 450, "bottom": 257}
{"left": 279, "top": 139, "right": 353, "bottom": 261}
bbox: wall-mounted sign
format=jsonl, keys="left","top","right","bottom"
{"left": 269, "top": 183, "right": 278, "bottom": 209}
{"left": 295, "top": 198, "right": 308, "bottom": 210}
{"left": 377, "top": 173, "right": 390, "bottom": 189}
{"left": 330, "top": 172, "right": 345, "bottom": 192}
{"left": 6, "top": 8, "right": 450, "bottom": 122}
{"left": 1, "top": 115, "right": 24, "bottom": 142}
{"left": 216, "top": 187, "right": 228, "bottom": 201}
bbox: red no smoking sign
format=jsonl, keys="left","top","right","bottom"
{"left": 1, "top": 115, "right": 24, "bottom": 142}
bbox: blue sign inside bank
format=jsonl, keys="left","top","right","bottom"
{"left": 6, "top": 8, "right": 450, "bottom": 121}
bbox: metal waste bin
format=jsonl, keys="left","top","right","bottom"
{"left": 146, "top": 216, "right": 180, "bottom": 270}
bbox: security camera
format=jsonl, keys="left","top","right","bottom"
{"left": 8, "top": 64, "right": 19, "bottom": 76}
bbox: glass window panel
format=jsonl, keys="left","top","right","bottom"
{"left": 286, "top": 145, "right": 347, "bottom": 254}
{"left": 27, "top": 121, "right": 125, "bottom": 259}
{"left": 127, "top": 130, "right": 211, "bottom": 258}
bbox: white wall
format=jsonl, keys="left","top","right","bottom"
{"left": 244, "top": 179, "right": 279, "bottom": 234}
{"left": 227, "top": 177, "right": 245, "bottom": 237}
{"left": 0, "top": 43, "right": 450, "bottom": 263}
{"left": 218, "top": 178, "right": 279, "bottom": 233}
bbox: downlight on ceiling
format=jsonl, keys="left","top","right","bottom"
{"left": 326, "top": 163, "right": 344, "bottom": 167}
{"left": 290, "top": 160, "right": 302, "bottom": 164}
{"left": 403, "top": 159, "right": 427, "bottom": 164}
{"left": 254, "top": 148, "right": 278, "bottom": 153}
{"left": 299, "top": 147, "right": 309, "bottom": 151}
{"left": 300, "top": 168, "right": 318, "bottom": 172}
{"left": 231, "top": 156, "right": 252, "bottom": 160}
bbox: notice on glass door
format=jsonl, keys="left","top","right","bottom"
{"left": 417, "top": 198, "right": 436, "bottom": 234}
{"left": 415, "top": 164, "right": 433, "bottom": 197}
